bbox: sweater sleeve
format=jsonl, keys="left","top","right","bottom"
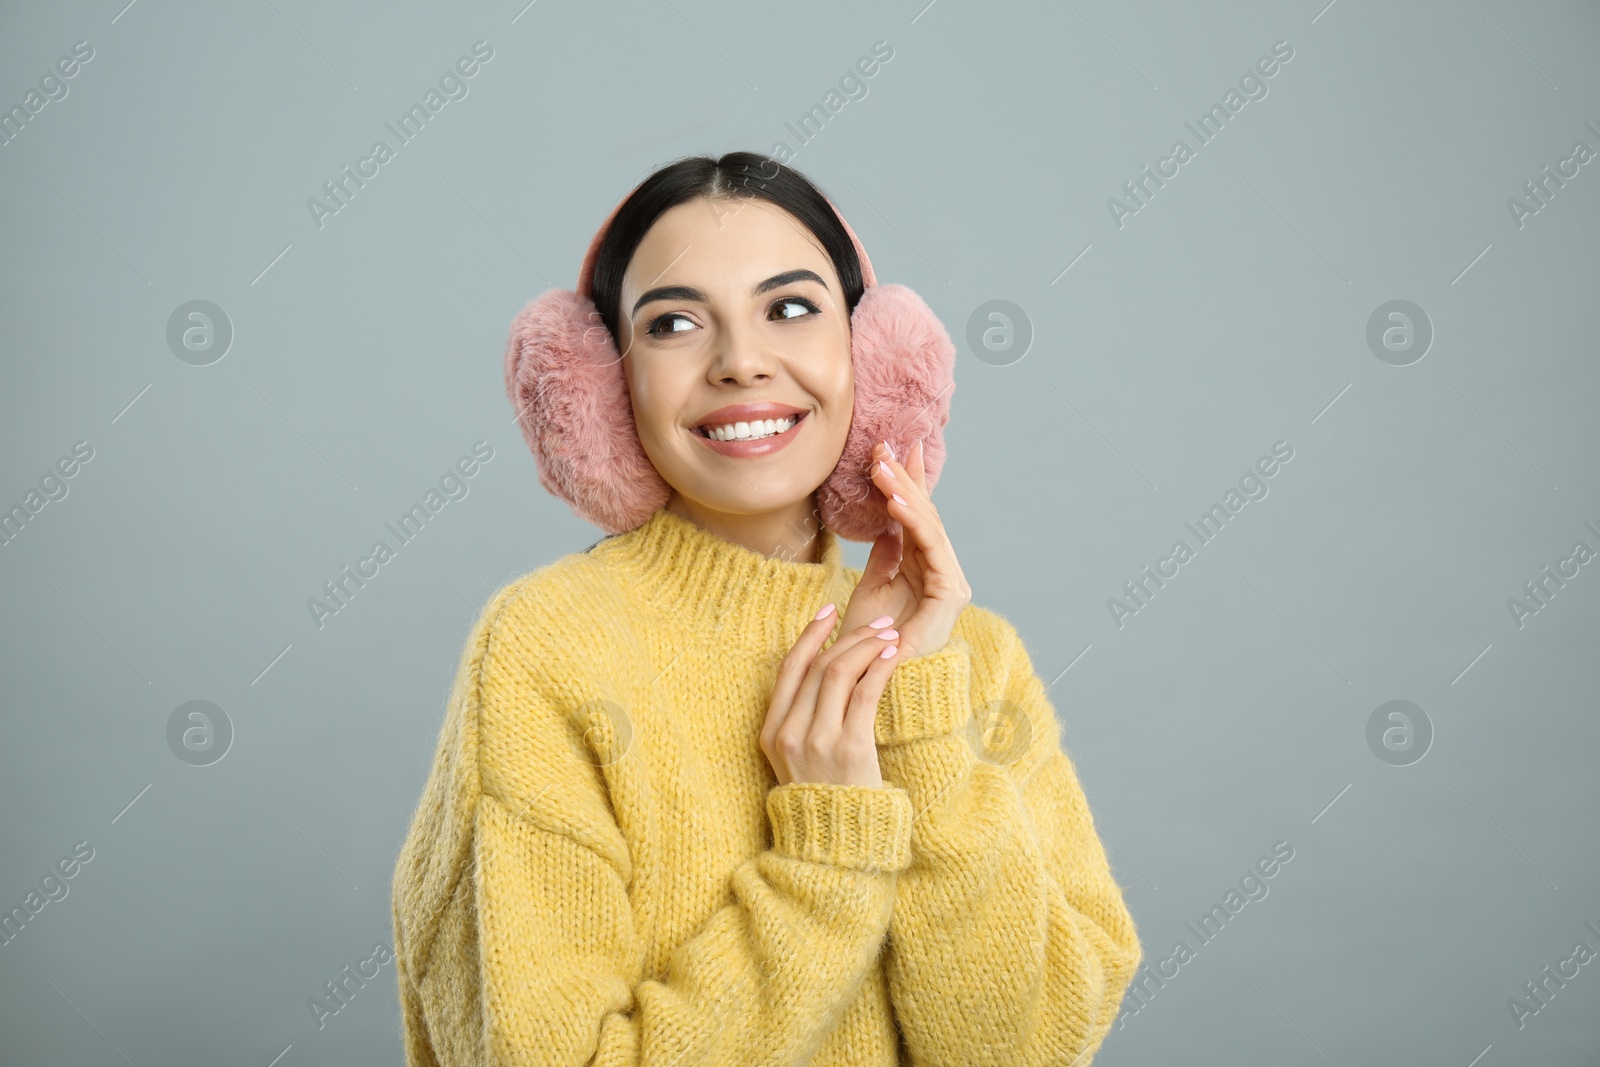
{"left": 391, "top": 579, "right": 917, "bottom": 1067}
{"left": 871, "top": 620, "right": 1143, "bottom": 1067}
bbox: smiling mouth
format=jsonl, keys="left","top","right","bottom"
{"left": 693, "top": 411, "right": 809, "bottom": 440}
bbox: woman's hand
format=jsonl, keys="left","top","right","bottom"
{"left": 838, "top": 439, "right": 972, "bottom": 662}
{"left": 760, "top": 606, "right": 902, "bottom": 788}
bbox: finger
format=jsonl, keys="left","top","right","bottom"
{"left": 883, "top": 454, "right": 927, "bottom": 507}
{"left": 886, "top": 531, "right": 904, "bottom": 583}
{"left": 897, "top": 533, "right": 926, "bottom": 593}
{"left": 761, "top": 604, "right": 841, "bottom": 753}
{"left": 872, "top": 452, "right": 936, "bottom": 529}
{"left": 909, "top": 437, "right": 928, "bottom": 493}
{"left": 807, "top": 625, "right": 901, "bottom": 741}
{"left": 869, "top": 455, "right": 907, "bottom": 508}
{"left": 875, "top": 455, "right": 959, "bottom": 582}
{"left": 786, "top": 623, "right": 898, "bottom": 747}
{"left": 841, "top": 637, "right": 900, "bottom": 746}
{"left": 899, "top": 523, "right": 960, "bottom": 604}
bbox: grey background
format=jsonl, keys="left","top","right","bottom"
{"left": 2, "top": 0, "right": 1597, "bottom": 1063}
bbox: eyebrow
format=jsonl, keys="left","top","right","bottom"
{"left": 630, "top": 268, "right": 828, "bottom": 318}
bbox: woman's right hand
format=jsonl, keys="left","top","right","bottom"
{"left": 759, "top": 605, "right": 901, "bottom": 789}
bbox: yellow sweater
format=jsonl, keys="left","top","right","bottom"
{"left": 391, "top": 504, "right": 1141, "bottom": 1066}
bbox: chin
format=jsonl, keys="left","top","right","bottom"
{"left": 688, "top": 485, "right": 818, "bottom": 516}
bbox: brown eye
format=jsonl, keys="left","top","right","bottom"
{"left": 646, "top": 313, "right": 693, "bottom": 337}
{"left": 770, "top": 297, "right": 819, "bottom": 321}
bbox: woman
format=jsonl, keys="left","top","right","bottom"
{"left": 390, "top": 152, "right": 1141, "bottom": 1066}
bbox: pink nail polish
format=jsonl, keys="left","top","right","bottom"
{"left": 878, "top": 461, "right": 895, "bottom": 479}
{"left": 879, "top": 644, "right": 898, "bottom": 659}
{"left": 868, "top": 615, "right": 894, "bottom": 628}
{"left": 876, "top": 629, "right": 899, "bottom": 640}
{"left": 814, "top": 603, "right": 836, "bottom": 620}
{"left": 892, "top": 493, "right": 907, "bottom": 506}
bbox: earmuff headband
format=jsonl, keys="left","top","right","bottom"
{"left": 505, "top": 169, "right": 954, "bottom": 542}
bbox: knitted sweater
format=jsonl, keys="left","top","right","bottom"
{"left": 390, "top": 504, "right": 1141, "bottom": 1066}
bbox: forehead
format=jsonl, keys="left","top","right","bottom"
{"left": 622, "top": 197, "right": 835, "bottom": 293}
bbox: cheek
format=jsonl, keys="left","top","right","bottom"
{"left": 626, "top": 359, "right": 690, "bottom": 443}
{"left": 621, "top": 361, "right": 657, "bottom": 438}
{"left": 814, "top": 345, "right": 855, "bottom": 415}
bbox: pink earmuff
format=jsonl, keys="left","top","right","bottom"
{"left": 503, "top": 181, "right": 955, "bottom": 543}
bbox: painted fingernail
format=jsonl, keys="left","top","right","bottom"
{"left": 892, "top": 493, "right": 907, "bottom": 505}
{"left": 879, "top": 644, "right": 898, "bottom": 659}
{"left": 876, "top": 629, "right": 899, "bottom": 640}
{"left": 886, "top": 441, "right": 896, "bottom": 461}
{"left": 877, "top": 461, "right": 895, "bottom": 479}
{"left": 814, "top": 603, "right": 836, "bottom": 620}
{"left": 868, "top": 615, "right": 894, "bottom": 628}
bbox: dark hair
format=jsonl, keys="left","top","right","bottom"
{"left": 588, "top": 152, "right": 865, "bottom": 352}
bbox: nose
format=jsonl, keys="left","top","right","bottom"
{"left": 707, "top": 316, "right": 779, "bottom": 385}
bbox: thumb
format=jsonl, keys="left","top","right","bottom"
{"left": 860, "top": 529, "right": 903, "bottom": 589}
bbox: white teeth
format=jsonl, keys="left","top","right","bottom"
{"left": 702, "top": 415, "right": 798, "bottom": 441}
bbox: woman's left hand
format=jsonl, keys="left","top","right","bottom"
{"left": 838, "top": 438, "right": 971, "bottom": 662}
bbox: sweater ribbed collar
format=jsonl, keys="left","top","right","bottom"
{"left": 591, "top": 505, "right": 849, "bottom": 652}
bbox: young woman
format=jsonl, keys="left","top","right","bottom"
{"left": 390, "top": 152, "right": 1141, "bottom": 1066}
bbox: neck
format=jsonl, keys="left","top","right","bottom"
{"left": 665, "top": 490, "right": 825, "bottom": 565}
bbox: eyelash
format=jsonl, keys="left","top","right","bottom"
{"left": 644, "top": 296, "right": 821, "bottom": 338}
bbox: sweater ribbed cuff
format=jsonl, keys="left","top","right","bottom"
{"left": 874, "top": 637, "right": 973, "bottom": 747}
{"left": 766, "top": 782, "right": 914, "bottom": 873}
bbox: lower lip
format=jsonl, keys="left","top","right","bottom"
{"left": 690, "top": 412, "right": 808, "bottom": 457}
